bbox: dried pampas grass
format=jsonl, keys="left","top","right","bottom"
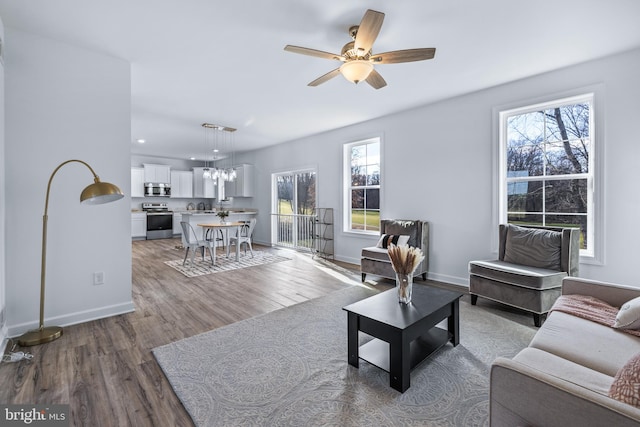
{"left": 387, "top": 244, "right": 425, "bottom": 275}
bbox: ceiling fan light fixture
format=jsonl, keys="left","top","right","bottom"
{"left": 339, "top": 60, "right": 374, "bottom": 84}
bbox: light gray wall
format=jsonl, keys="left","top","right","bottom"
{"left": 4, "top": 28, "right": 133, "bottom": 335}
{"left": 0, "top": 16, "right": 6, "bottom": 344}
{"left": 246, "top": 47, "right": 640, "bottom": 287}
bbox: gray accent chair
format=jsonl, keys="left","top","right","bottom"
{"left": 469, "top": 224, "right": 580, "bottom": 327}
{"left": 361, "top": 219, "right": 429, "bottom": 282}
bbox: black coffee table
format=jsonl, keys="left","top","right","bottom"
{"left": 343, "top": 284, "right": 463, "bottom": 392}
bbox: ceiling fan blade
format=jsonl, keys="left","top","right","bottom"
{"left": 308, "top": 68, "right": 341, "bottom": 87}
{"left": 365, "top": 69, "right": 387, "bottom": 89}
{"left": 284, "top": 45, "right": 344, "bottom": 61}
{"left": 354, "top": 9, "right": 385, "bottom": 54}
{"left": 370, "top": 48, "right": 436, "bottom": 64}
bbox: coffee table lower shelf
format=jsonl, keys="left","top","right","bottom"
{"left": 359, "top": 327, "right": 450, "bottom": 372}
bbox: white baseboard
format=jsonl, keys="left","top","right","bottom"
{"left": 7, "top": 301, "right": 135, "bottom": 338}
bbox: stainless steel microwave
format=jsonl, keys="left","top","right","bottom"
{"left": 144, "top": 183, "right": 171, "bottom": 197}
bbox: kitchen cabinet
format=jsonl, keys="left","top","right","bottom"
{"left": 131, "top": 167, "right": 145, "bottom": 198}
{"left": 192, "top": 167, "right": 216, "bottom": 198}
{"left": 170, "top": 170, "right": 193, "bottom": 198}
{"left": 131, "top": 212, "right": 147, "bottom": 239}
{"left": 172, "top": 212, "right": 183, "bottom": 236}
{"left": 143, "top": 163, "right": 171, "bottom": 184}
{"left": 224, "top": 164, "right": 254, "bottom": 198}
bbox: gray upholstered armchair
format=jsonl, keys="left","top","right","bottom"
{"left": 361, "top": 219, "right": 429, "bottom": 282}
{"left": 469, "top": 224, "right": 580, "bottom": 326}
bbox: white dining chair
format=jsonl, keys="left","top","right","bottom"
{"left": 227, "top": 218, "right": 256, "bottom": 258}
{"left": 180, "top": 221, "right": 213, "bottom": 267}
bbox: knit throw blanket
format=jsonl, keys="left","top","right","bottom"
{"left": 550, "top": 295, "right": 640, "bottom": 337}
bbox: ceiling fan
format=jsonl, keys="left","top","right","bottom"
{"left": 284, "top": 9, "right": 436, "bottom": 89}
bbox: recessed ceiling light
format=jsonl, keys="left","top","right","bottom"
{"left": 136, "top": 139, "right": 146, "bottom": 144}
{"left": 190, "top": 157, "right": 196, "bottom": 160}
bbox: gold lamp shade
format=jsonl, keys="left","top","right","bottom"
{"left": 81, "top": 179, "right": 124, "bottom": 205}
{"left": 17, "top": 159, "right": 124, "bottom": 347}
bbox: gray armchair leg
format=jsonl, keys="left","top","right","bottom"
{"left": 471, "top": 294, "right": 478, "bottom": 305}
{"left": 361, "top": 273, "right": 366, "bottom": 282}
{"left": 422, "top": 273, "right": 427, "bottom": 281}
{"left": 533, "top": 313, "right": 545, "bottom": 327}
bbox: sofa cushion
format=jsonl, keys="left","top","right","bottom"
{"left": 615, "top": 296, "right": 640, "bottom": 331}
{"left": 376, "top": 234, "right": 410, "bottom": 249}
{"left": 382, "top": 220, "right": 420, "bottom": 247}
{"left": 503, "top": 224, "right": 562, "bottom": 270}
{"left": 610, "top": 352, "right": 640, "bottom": 408}
{"left": 469, "top": 260, "right": 566, "bottom": 290}
{"left": 513, "top": 347, "right": 613, "bottom": 396}
{"left": 530, "top": 311, "right": 640, "bottom": 377}
{"left": 361, "top": 246, "right": 391, "bottom": 263}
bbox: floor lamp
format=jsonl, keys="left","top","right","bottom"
{"left": 17, "top": 159, "right": 124, "bottom": 347}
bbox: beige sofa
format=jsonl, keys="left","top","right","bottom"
{"left": 490, "top": 277, "right": 640, "bottom": 426}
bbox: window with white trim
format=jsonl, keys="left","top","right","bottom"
{"left": 499, "top": 94, "right": 594, "bottom": 256}
{"left": 344, "top": 137, "right": 381, "bottom": 233}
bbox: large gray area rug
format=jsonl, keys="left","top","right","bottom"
{"left": 164, "top": 251, "right": 291, "bottom": 277}
{"left": 153, "top": 285, "right": 536, "bottom": 426}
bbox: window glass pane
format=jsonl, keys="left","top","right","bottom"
{"left": 545, "top": 104, "right": 590, "bottom": 143}
{"left": 545, "top": 141, "right": 589, "bottom": 175}
{"left": 364, "top": 210, "right": 380, "bottom": 232}
{"left": 365, "top": 188, "right": 379, "bottom": 210}
{"left": 507, "top": 111, "right": 545, "bottom": 143}
{"left": 366, "top": 164, "right": 380, "bottom": 185}
{"left": 351, "top": 208, "right": 365, "bottom": 230}
{"left": 506, "top": 144, "right": 543, "bottom": 176}
{"left": 366, "top": 142, "right": 380, "bottom": 165}
{"left": 544, "top": 179, "right": 587, "bottom": 214}
{"left": 276, "top": 175, "right": 293, "bottom": 214}
{"left": 507, "top": 180, "right": 543, "bottom": 212}
{"left": 296, "top": 172, "right": 316, "bottom": 215}
{"left": 351, "top": 145, "right": 366, "bottom": 166}
{"left": 352, "top": 189, "right": 364, "bottom": 210}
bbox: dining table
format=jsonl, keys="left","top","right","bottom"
{"left": 197, "top": 222, "right": 244, "bottom": 266}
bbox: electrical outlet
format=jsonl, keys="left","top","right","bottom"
{"left": 93, "top": 271, "right": 105, "bottom": 286}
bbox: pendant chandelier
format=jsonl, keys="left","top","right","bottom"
{"left": 201, "top": 122, "right": 237, "bottom": 182}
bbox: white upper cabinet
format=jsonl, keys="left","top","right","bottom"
{"left": 131, "top": 167, "right": 145, "bottom": 198}
{"left": 143, "top": 163, "right": 171, "bottom": 184}
{"left": 170, "top": 170, "right": 193, "bottom": 198}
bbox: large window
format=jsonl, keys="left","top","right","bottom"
{"left": 499, "top": 94, "right": 594, "bottom": 256}
{"left": 344, "top": 137, "right": 381, "bottom": 233}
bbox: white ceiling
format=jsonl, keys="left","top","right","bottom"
{"left": 1, "top": 1, "right": 639, "bottom": 161}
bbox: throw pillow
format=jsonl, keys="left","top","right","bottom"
{"left": 503, "top": 224, "right": 562, "bottom": 270}
{"left": 614, "top": 296, "right": 640, "bottom": 330}
{"left": 376, "top": 234, "right": 410, "bottom": 249}
{"left": 610, "top": 352, "right": 640, "bottom": 408}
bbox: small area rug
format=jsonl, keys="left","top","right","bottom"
{"left": 153, "top": 285, "right": 536, "bottom": 426}
{"left": 164, "top": 251, "right": 291, "bottom": 277}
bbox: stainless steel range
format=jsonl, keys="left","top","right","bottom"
{"left": 142, "top": 202, "right": 173, "bottom": 240}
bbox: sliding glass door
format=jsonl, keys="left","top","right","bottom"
{"left": 272, "top": 170, "right": 316, "bottom": 249}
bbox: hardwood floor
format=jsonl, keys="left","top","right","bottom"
{"left": 0, "top": 238, "right": 372, "bottom": 426}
